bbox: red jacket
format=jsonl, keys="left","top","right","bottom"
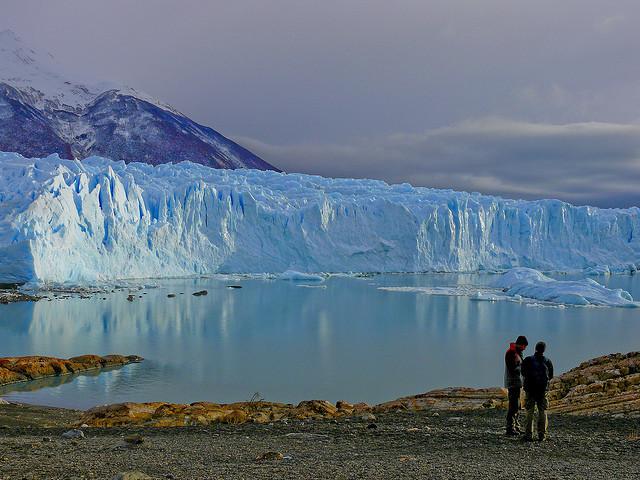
{"left": 504, "top": 343, "right": 524, "bottom": 389}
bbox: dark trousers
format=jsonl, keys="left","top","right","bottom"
{"left": 506, "top": 386, "right": 521, "bottom": 432}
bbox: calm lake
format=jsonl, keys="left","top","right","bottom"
{"left": 1, "top": 273, "right": 639, "bottom": 409}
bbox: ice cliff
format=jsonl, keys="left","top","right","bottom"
{"left": 0, "top": 152, "right": 638, "bottom": 283}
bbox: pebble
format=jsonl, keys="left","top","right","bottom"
{"left": 284, "top": 433, "right": 329, "bottom": 440}
{"left": 399, "top": 455, "right": 418, "bottom": 462}
{"left": 255, "top": 451, "right": 284, "bottom": 461}
{"left": 112, "top": 472, "right": 153, "bottom": 480}
{"left": 61, "top": 429, "right": 84, "bottom": 439}
{"left": 124, "top": 434, "right": 144, "bottom": 445}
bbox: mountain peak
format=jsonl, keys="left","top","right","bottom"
{"left": 0, "top": 29, "right": 21, "bottom": 43}
{"left": 0, "top": 30, "right": 98, "bottom": 111}
{"left": 0, "top": 31, "right": 278, "bottom": 171}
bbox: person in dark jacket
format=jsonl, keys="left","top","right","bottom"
{"left": 504, "top": 335, "right": 528, "bottom": 435}
{"left": 521, "top": 341, "right": 554, "bottom": 441}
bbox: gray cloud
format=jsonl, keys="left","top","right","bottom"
{"left": 236, "top": 118, "right": 640, "bottom": 208}
{"left": 3, "top": 1, "right": 640, "bottom": 207}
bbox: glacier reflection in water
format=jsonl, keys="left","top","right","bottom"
{"left": 0, "top": 273, "right": 639, "bottom": 409}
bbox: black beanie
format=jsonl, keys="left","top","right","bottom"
{"left": 516, "top": 335, "right": 528, "bottom": 346}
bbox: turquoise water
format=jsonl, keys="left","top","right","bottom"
{"left": 0, "top": 273, "right": 639, "bottom": 409}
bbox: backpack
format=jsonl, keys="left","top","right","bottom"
{"left": 525, "top": 355, "right": 550, "bottom": 392}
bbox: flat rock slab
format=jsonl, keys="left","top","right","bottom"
{"left": 0, "top": 354, "right": 143, "bottom": 388}
{"left": 548, "top": 351, "right": 640, "bottom": 415}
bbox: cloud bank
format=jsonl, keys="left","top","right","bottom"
{"left": 237, "top": 118, "right": 640, "bottom": 208}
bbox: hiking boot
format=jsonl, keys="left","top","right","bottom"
{"left": 538, "top": 435, "right": 546, "bottom": 442}
{"left": 522, "top": 434, "right": 534, "bottom": 442}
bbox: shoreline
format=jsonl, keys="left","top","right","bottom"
{"left": 2, "top": 352, "right": 638, "bottom": 428}
{"left": 0, "top": 354, "right": 143, "bottom": 388}
{"left": 1, "top": 268, "right": 637, "bottom": 305}
{"left": 1, "top": 351, "right": 638, "bottom": 479}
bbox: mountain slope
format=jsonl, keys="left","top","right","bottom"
{"left": 0, "top": 30, "right": 277, "bottom": 171}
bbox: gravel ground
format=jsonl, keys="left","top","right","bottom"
{"left": 1, "top": 404, "right": 639, "bottom": 479}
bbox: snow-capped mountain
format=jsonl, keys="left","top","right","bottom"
{"left": 0, "top": 152, "right": 638, "bottom": 283}
{"left": 0, "top": 30, "right": 277, "bottom": 170}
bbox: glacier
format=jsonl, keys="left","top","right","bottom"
{"left": 0, "top": 152, "right": 638, "bottom": 283}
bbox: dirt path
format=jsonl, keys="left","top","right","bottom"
{"left": 1, "top": 407, "right": 638, "bottom": 479}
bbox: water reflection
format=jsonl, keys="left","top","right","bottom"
{"left": 0, "top": 274, "right": 639, "bottom": 409}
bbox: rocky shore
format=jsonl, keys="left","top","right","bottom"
{"left": 0, "top": 352, "right": 638, "bottom": 479}
{"left": 0, "top": 354, "right": 143, "bottom": 387}
{"left": 0, "top": 286, "right": 40, "bottom": 304}
{"left": 75, "top": 352, "right": 639, "bottom": 428}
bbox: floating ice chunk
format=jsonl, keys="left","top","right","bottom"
{"left": 585, "top": 265, "right": 611, "bottom": 276}
{"left": 493, "top": 267, "right": 639, "bottom": 308}
{"left": 278, "top": 270, "right": 325, "bottom": 282}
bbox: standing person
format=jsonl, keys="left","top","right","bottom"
{"left": 522, "top": 341, "right": 554, "bottom": 442}
{"left": 504, "top": 335, "right": 528, "bottom": 436}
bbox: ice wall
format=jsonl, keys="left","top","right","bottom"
{"left": 0, "top": 152, "right": 638, "bottom": 283}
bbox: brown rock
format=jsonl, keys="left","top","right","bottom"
{"left": 0, "top": 367, "right": 27, "bottom": 385}
{"left": 548, "top": 351, "right": 640, "bottom": 416}
{"left": 293, "top": 400, "right": 337, "bottom": 419}
{"left": 376, "top": 387, "right": 508, "bottom": 413}
{"left": 335, "top": 400, "right": 353, "bottom": 412}
{"left": 255, "top": 451, "right": 284, "bottom": 461}
{"left": 124, "top": 434, "right": 144, "bottom": 445}
{"left": 222, "top": 410, "right": 249, "bottom": 424}
{"left": 0, "top": 354, "right": 143, "bottom": 388}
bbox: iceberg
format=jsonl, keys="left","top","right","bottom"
{"left": 278, "top": 270, "right": 325, "bottom": 282}
{"left": 493, "top": 268, "right": 638, "bottom": 307}
{"left": 379, "top": 268, "right": 638, "bottom": 307}
{"left": 0, "top": 152, "right": 638, "bottom": 283}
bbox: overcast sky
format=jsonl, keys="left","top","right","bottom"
{"left": 3, "top": 0, "right": 640, "bottom": 207}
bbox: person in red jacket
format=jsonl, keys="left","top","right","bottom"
{"left": 504, "top": 335, "right": 528, "bottom": 435}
